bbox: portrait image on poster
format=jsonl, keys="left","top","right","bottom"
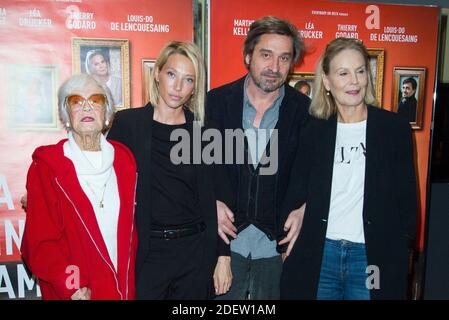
{"left": 392, "top": 67, "right": 426, "bottom": 130}
{"left": 141, "top": 59, "right": 156, "bottom": 105}
{"left": 288, "top": 72, "right": 315, "bottom": 98}
{"left": 72, "top": 38, "right": 130, "bottom": 110}
{"left": 5, "top": 64, "right": 58, "bottom": 130}
{"left": 367, "top": 48, "right": 385, "bottom": 106}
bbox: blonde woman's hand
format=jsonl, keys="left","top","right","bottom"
{"left": 278, "top": 203, "right": 306, "bottom": 260}
{"left": 213, "top": 256, "right": 232, "bottom": 296}
{"left": 216, "top": 200, "right": 237, "bottom": 244}
{"left": 20, "top": 192, "right": 27, "bottom": 212}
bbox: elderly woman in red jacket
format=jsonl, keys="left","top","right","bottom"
{"left": 21, "top": 73, "right": 137, "bottom": 300}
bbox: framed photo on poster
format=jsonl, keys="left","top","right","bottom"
{"left": 392, "top": 67, "right": 426, "bottom": 130}
{"left": 72, "top": 37, "right": 130, "bottom": 110}
{"left": 367, "top": 48, "right": 385, "bottom": 105}
{"left": 141, "top": 59, "right": 156, "bottom": 105}
{"left": 5, "top": 64, "right": 58, "bottom": 130}
{"left": 288, "top": 72, "right": 315, "bottom": 98}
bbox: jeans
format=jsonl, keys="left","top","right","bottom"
{"left": 215, "top": 251, "right": 282, "bottom": 300}
{"left": 317, "top": 238, "right": 371, "bottom": 300}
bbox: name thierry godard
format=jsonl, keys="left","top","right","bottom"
{"left": 171, "top": 304, "right": 276, "bottom": 317}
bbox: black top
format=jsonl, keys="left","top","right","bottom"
{"left": 235, "top": 141, "right": 279, "bottom": 240}
{"left": 150, "top": 118, "right": 202, "bottom": 227}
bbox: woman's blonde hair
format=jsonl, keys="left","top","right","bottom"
{"left": 310, "top": 38, "right": 378, "bottom": 120}
{"left": 149, "top": 41, "right": 206, "bottom": 125}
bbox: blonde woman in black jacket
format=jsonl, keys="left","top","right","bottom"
{"left": 280, "top": 38, "right": 417, "bottom": 300}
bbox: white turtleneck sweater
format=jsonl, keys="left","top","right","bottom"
{"left": 64, "top": 132, "right": 120, "bottom": 271}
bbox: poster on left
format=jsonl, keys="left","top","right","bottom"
{"left": 0, "top": 0, "right": 193, "bottom": 299}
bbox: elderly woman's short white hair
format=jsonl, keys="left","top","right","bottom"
{"left": 58, "top": 73, "right": 115, "bottom": 131}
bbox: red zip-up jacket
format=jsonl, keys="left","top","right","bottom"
{"left": 21, "top": 139, "right": 137, "bottom": 300}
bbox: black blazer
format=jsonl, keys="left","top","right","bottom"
{"left": 281, "top": 105, "right": 417, "bottom": 300}
{"left": 206, "top": 76, "right": 310, "bottom": 241}
{"left": 107, "top": 104, "right": 219, "bottom": 298}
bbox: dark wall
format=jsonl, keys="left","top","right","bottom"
{"left": 424, "top": 183, "right": 449, "bottom": 299}
{"left": 431, "top": 83, "right": 449, "bottom": 182}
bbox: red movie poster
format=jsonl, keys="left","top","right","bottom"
{"left": 0, "top": 0, "right": 193, "bottom": 299}
{"left": 209, "top": 0, "right": 439, "bottom": 254}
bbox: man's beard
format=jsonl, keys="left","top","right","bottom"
{"left": 249, "top": 67, "right": 285, "bottom": 93}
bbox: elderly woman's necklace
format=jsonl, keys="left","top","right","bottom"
{"left": 84, "top": 170, "right": 113, "bottom": 209}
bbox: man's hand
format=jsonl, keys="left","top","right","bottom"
{"left": 278, "top": 203, "right": 306, "bottom": 261}
{"left": 71, "top": 287, "right": 91, "bottom": 300}
{"left": 216, "top": 200, "right": 237, "bottom": 244}
{"left": 213, "top": 256, "right": 232, "bottom": 296}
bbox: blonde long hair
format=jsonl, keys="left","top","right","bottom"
{"left": 310, "top": 38, "right": 378, "bottom": 120}
{"left": 149, "top": 41, "right": 206, "bottom": 125}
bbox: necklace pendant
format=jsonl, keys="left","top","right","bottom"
{"left": 100, "top": 201, "right": 104, "bottom": 208}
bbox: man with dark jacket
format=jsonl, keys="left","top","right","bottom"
{"left": 206, "top": 16, "right": 310, "bottom": 299}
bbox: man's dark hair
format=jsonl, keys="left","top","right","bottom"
{"left": 403, "top": 77, "right": 417, "bottom": 91}
{"left": 243, "top": 16, "right": 304, "bottom": 69}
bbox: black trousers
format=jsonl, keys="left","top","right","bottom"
{"left": 136, "top": 231, "right": 208, "bottom": 299}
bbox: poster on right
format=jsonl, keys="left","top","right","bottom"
{"left": 209, "top": 0, "right": 440, "bottom": 251}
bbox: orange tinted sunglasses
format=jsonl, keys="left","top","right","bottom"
{"left": 66, "top": 94, "right": 107, "bottom": 111}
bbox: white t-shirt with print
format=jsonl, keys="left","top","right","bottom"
{"left": 326, "top": 120, "right": 367, "bottom": 244}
